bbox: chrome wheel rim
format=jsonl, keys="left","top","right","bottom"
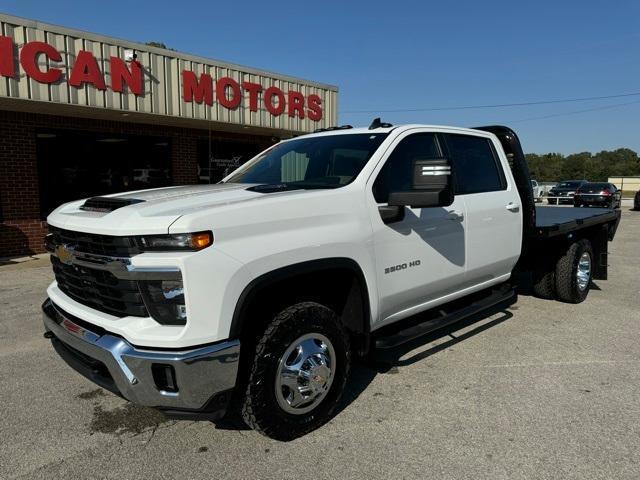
{"left": 577, "top": 252, "right": 591, "bottom": 291}
{"left": 275, "top": 333, "right": 335, "bottom": 415}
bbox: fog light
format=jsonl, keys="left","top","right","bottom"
{"left": 140, "top": 279, "right": 187, "bottom": 326}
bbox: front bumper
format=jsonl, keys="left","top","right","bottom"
{"left": 43, "top": 299, "right": 240, "bottom": 412}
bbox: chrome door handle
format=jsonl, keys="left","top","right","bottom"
{"left": 447, "top": 210, "right": 464, "bottom": 221}
{"left": 506, "top": 202, "right": 520, "bottom": 212}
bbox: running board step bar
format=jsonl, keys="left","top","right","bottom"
{"left": 374, "top": 286, "right": 516, "bottom": 350}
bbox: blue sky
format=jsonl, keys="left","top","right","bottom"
{"left": 3, "top": 0, "right": 639, "bottom": 154}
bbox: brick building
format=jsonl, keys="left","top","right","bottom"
{"left": 0, "top": 14, "right": 338, "bottom": 257}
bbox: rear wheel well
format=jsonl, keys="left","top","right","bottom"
{"left": 521, "top": 224, "right": 610, "bottom": 282}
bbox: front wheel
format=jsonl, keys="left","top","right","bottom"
{"left": 241, "top": 302, "right": 351, "bottom": 441}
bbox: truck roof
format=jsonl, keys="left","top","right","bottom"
{"left": 296, "top": 124, "right": 495, "bottom": 139}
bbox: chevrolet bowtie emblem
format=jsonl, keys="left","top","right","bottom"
{"left": 55, "top": 244, "right": 75, "bottom": 265}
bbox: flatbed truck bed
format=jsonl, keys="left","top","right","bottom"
{"left": 534, "top": 206, "right": 621, "bottom": 237}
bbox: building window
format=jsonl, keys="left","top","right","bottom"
{"left": 197, "top": 139, "right": 264, "bottom": 184}
{"left": 36, "top": 130, "right": 171, "bottom": 217}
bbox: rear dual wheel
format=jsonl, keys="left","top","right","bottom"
{"left": 532, "top": 239, "right": 593, "bottom": 303}
{"left": 555, "top": 239, "right": 593, "bottom": 303}
{"left": 532, "top": 260, "right": 556, "bottom": 299}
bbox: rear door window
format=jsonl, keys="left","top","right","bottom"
{"left": 443, "top": 134, "right": 506, "bottom": 195}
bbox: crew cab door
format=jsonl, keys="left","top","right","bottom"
{"left": 368, "top": 131, "right": 467, "bottom": 326}
{"left": 441, "top": 133, "right": 521, "bottom": 284}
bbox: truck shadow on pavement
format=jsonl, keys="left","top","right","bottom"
{"left": 336, "top": 303, "right": 515, "bottom": 419}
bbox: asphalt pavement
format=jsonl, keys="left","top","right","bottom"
{"left": 1, "top": 206, "right": 639, "bottom": 479}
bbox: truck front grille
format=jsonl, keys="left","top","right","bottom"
{"left": 51, "top": 256, "right": 148, "bottom": 317}
{"left": 48, "top": 226, "right": 139, "bottom": 257}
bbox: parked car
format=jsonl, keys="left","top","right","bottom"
{"left": 634, "top": 190, "right": 640, "bottom": 210}
{"left": 574, "top": 182, "right": 622, "bottom": 209}
{"left": 531, "top": 179, "right": 543, "bottom": 202}
{"left": 547, "top": 180, "right": 588, "bottom": 205}
{"left": 42, "top": 124, "right": 621, "bottom": 441}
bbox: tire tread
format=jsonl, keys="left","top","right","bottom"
{"left": 241, "top": 302, "right": 350, "bottom": 440}
{"left": 555, "top": 239, "right": 592, "bottom": 303}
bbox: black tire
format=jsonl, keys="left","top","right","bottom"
{"left": 555, "top": 239, "right": 593, "bottom": 303}
{"left": 532, "top": 263, "right": 555, "bottom": 300}
{"left": 241, "top": 302, "right": 350, "bottom": 441}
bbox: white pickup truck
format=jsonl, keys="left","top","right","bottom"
{"left": 43, "top": 122, "right": 621, "bottom": 440}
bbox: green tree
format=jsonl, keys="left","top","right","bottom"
{"left": 526, "top": 153, "right": 563, "bottom": 181}
{"left": 562, "top": 152, "right": 591, "bottom": 180}
{"left": 526, "top": 148, "right": 639, "bottom": 183}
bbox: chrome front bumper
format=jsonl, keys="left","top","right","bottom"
{"left": 42, "top": 299, "right": 240, "bottom": 411}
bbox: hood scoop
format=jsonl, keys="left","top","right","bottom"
{"left": 79, "top": 196, "right": 145, "bottom": 213}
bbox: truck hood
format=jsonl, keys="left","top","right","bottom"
{"left": 47, "top": 183, "right": 273, "bottom": 235}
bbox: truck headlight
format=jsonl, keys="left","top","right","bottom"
{"left": 137, "top": 231, "right": 213, "bottom": 251}
{"left": 140, "top": 279, "right": 187, "bottom": 325}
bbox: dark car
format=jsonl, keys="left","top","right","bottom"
{"left": 574, "top": 182, "right": 621, "bottom": 209}
{"left": 634, "top": 190, "right": 640, "bottom": 210}
{"left": 547, "top": 180, "right": 588, "bottom": 205}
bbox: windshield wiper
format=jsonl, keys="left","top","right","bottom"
{"left": 247, "top": 182, "right": 338, "bottom": 193}
{"left": 248, "top": 183, "right": 296, "bottom": 193}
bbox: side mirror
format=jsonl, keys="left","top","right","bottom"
{"left": 388, "top": 157, "right": 454, "bottom": 208}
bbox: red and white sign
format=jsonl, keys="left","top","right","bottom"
{"left": 0, "top": 36, "right": 323, "bottom": 121}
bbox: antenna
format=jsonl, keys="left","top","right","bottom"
{"left": 368, "top": 117, "right": 393, "bottom": 129}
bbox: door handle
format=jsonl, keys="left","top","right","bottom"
{"left": 447, "top": 210, "right": 464, "bottom": 221}
{"left": 506, "top": 202, "right": 520, "bottom": 212}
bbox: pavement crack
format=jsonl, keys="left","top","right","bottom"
{"left": 479, "top": 359, "right": 640, "bottom": 369}
{"left": 144, "top": 424, "right": 159, "bottom": 447}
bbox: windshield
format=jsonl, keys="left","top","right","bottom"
{"left": 225, "top": 133, "right": 389, "bottom": 189}
{"left": 557, "top": 181, "right": 583, "bottom": 188}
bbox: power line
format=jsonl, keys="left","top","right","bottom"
{"left": 507, "top": 99, "right": 640, "bottom": 123}
{"left": 342, "top": 91, "right": 640, "bottom": 114}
